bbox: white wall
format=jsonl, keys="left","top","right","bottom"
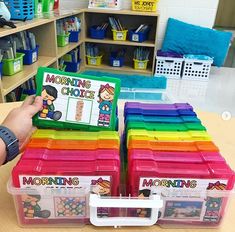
{"left": 156, "top": 0, "right": 220, "bottom": 48}
{"left": 59, "top": 0, "right": 88, "bottom": 12}
{"left": 59, "top": 0, "right": 219, "bottom": 48}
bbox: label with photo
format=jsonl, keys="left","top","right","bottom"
{"left": 19, "top": 175, "right": 111, "bottom": 220}
{"left": 138, "top": 177, "right": 228, "bottom": 222}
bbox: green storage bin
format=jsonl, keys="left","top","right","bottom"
{"left": 34, "top": 0, "right": 43, "bottom": 18}
{"left": 43, "top": 0, "right": 54, "bottom": 12}
{"left": 57, "top": 33, "right": 70, "bottom": 47}
{"left": 42, "top": 0, "right": 54, "bottom": 18}
{"left": 2, "top": 53, "right": 25, "bottom": 76}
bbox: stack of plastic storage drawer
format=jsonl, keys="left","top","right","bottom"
{"left": 9, "top": 129, "right": 120, "bottom": 226}
{"left": 124, "top": 102, "right": 235, "bottom": 228}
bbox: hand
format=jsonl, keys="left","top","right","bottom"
{"left": 2, "top": 96, "right": 43, "bottom": 150}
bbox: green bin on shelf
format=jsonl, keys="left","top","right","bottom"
{"left": 57, "top": 33, "right": 70, "bottom": 47}
{"left": 2, "top": 53, "right": 25, "bottom": 76}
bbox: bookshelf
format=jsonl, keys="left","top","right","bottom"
{"left": 84, "top": 9, "right": 158, "bottom": 75}
{"left": 0, "top": 9, "right": 159, "bottom": 103}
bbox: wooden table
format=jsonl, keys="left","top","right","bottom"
{"left": 0, "top": 102, "right": 234, "bottom": 232}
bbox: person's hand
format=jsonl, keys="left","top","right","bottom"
{"left": 2, "top": 96, "right": 43, "bottom": 150}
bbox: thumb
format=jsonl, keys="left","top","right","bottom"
{"left": 21, "top": 95, "right": 35, "bottom": 107}
{"left": 24, "top": 96, "right": 43, "bottom": 116}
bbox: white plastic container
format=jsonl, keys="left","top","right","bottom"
{"left": 182, "top": 55, "right": 213, "bottom": 81}
{"left": 155, "top": 56, "right": 184, "bottom": 79}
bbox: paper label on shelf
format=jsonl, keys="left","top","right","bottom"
{"left": 13, "top": 60, "right": 21, "bottom": 73}
{"left": 138, "top": 62, "right": 145, "bottom": 69}
{"left": 90, "top": 58, "right": 97, "bottom": 65}
{"left": 113, "top": 60, "right": 120, "bottom": 67}
{"left": 65, "top": 37, "right": 69, "bottom": 45}
{"left": 132, "top": 34, "right": 139, "bottom": 42}
{"left": 138, "top": 177, "right": 228, "bottom": 223}
{"left": 32, "top": 52, "right": 37, "bottom": 63}
{"left": 116, "top": 32, "right": 124, "bottom": 40}
{"left": 19, "top": 175, "right": 111, "bottom": 220}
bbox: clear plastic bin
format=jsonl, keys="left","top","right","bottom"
{"left": 8, "top": 177, "right": 233, "bottom": 228}
{"left": 7, "top": 178, "right": 90, "bottom": 227}
{"left": 7, "top": 178, "right": 163, "bottom": 228}
{"left": 155, "top": 189, "right": 234, "bottom": 228}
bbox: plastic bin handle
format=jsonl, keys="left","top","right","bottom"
{"left": 89, "top": 194, "right": 163, "bottom": 227}
{"left": 194, "top": 62, "right": 203, "bottom": 65}
{"left": 165, "top": 60, "right": 174, "bottom": 63}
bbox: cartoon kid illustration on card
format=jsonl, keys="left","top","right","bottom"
{"left": 22, "top": 194, "right": 51, "bottom": 218}
{"left": 137, "top": 189, "right": 151, "bottom": 218}
{"left": 203, "top": 181, "right": 225, "bottom": 222}
{"left": 97, "top": 84, "right": 115, "bottom": 127}
{"left": 39, "top": 85, "right": 62, "bottom": 121}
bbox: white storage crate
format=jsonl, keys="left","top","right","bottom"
{"left": 155, "top": 56, "right": 184, "bottom": 79}
{"left": 182, "top": 55, "right": 213, "bottom": 81}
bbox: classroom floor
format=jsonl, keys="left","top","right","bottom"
{"left": 167, "top": 67, "right": 235, "bottom": 116}
{"left": 85, "top": 67, "right": 235, "bottom": 117}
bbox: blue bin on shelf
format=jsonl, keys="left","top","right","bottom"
{"left": 20, "top": 89, "right": 36, "bottom": 101}
{"left": 4, "top": 0, "right": 34, "bottom": 20}
{"left": 129, "top": 28, "right": 150, "bottom": 43}
{"left": 109, "top": 52, "right": 124, "bottom": 67}
{"left": 89, "top": 26, "right": 107, "bottom": 39}
{"left": 64, "top": 60, "right": 81, "bottom": 73}
{"left": 17, "top": 45, "right": 39, "bottom": 65}
{"left": 0, "top": 62, "right": 2, "bottom": 79}
{"left": 69, "top": 30, "right": 81, "bottom": 43}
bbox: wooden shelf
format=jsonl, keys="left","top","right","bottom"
{"left": 85, "top": 63, "right": 152, "bottom": 75}
{"left": 57, "top": 41, "right": 83, "bottom": 58}
{"left": 0, "top": 9, "right": 159, "bottom": 102}
{"left": 56, "top": 9, "right": 84, "bottom": 19}
{"left": 0, "top": 18, "right": 54, "bottom": 38}
{"left": 2, "top": 56, "right": 56, "bottom": 96}
{"left": 0, "top": 11, "right": 84, "bottom": 38}
{"left": 84, "top": 8, "right": 159, "bottom": 16}
{"left": 85, "top": 37, "right": 155, "bottom": 47}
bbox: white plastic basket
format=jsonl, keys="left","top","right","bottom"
{"left": 155, "top": 56, "right": 184, "bottom": 79}
{"left": 182, "top": 56, "right": 213, "bottom": 81}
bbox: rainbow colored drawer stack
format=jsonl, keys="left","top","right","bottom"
{"left": 124, "top": 102, "right": 235, "bottom": 228}
{"left": 10, "top": 129, "right": 120, "bottom": 226}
